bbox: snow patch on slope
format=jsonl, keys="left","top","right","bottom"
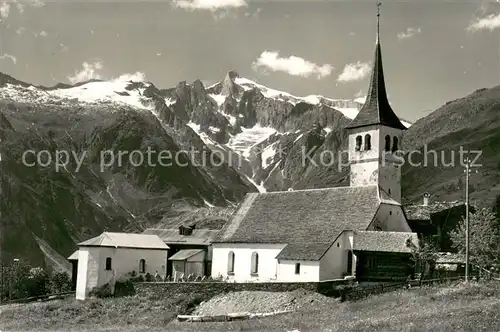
{"left": 243, "top": 174, "right": 267, "bottom": 193}
{"left": 227, "top": 125, "right": 276, "bottom": 158}
{"left": 233, "top": 77, "right": 356, "bottom": 109}
{"left": 261, "top": 141, "right": 278, "bottom": 169}
{"left": 0, "top": 80, "right": 152, "bottom": 110}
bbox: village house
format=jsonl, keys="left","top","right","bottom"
{"left": 73, "top": 232, "right": 169, "bottom": 300}
{"left": 142, "top": 225, "right": 218, "bottom": 279}
{"left": 210, "top": 22, "right": 419, "bottom": 282}
{"left": 404, "top": 195, "right": 470, "bottom": 252}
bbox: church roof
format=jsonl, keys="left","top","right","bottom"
{"left": 214, "top": 185, "right": 388, "bottom": 259}
{"left": 346, "top": 29, "right": 406, "bottom": 130}
{"left": 78, "top": 232, "right": 169, "bottom": 250}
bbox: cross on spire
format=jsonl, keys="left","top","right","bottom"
{"left": 377, "top": 2, "right": 382, "bottom": 42}
{"left": 345, "top": 0, "right": 406, "bottom": 131}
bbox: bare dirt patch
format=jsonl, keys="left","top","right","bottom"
{"left": 193, "top": 288, "right": 339, "bottom": 315}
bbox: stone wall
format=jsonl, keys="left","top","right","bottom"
{"left": 135, "top": 280, "right": 351, "bottom": 300}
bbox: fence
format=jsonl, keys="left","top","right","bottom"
{"left": 344, "top": 275, "right": 465, "bottom": 301}
{"left": 0, "top": 291, "right": 75, "bottom": 306}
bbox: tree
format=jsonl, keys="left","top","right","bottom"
{"left": 406, "top": 236, "right": 439, "bottom": 277}
{"left": 450, "top": 208, "right": 500, "bottom": 270}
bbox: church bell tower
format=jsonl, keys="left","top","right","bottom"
{"left": 346, "top": 3, "right": 407, "bottom": 203}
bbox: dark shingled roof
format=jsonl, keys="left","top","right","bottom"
{"left": 353, "top": 231, "right": 418, "bottom": 253}
{"left": 346, "top": 39, "right": 406, "bottom": 130}
{"left": 142, "top": 228, "right": 219, "bottom": 246}
{"left": 403, "top": 201, "right": 464, "bottom": 220}
{"left": 214, "top": 185, "right": 384, "bottom": 259}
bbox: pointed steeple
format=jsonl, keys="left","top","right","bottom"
{"left": 347, "top": 2, "right": 406, "bottom": 130}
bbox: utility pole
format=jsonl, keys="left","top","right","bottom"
{"left": 463, "top": 155, "right": 478, "bottom": 282}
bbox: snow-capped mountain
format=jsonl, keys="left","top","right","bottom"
{"left": 0, "top": 70, "right": 417, "bottom": 268}
{"left": 0, "top": 70, "right": 412, "bottom": 192}
{"left": 2, "top": 70, "right": 499, "bottom": 272}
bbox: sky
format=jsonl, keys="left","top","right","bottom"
{"left": 0, "top": 0, "right": 499, "bottom": 122}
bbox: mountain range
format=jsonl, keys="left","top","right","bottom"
{"left": 1, "top": 71, "right": 499, "bottom": 271}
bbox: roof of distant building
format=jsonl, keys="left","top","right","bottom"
{"left": 436, "top": 252, "right": 465, "bottom": 264}
{"left": 403, "top": 201, "right": 465, "bottom": 220}
{"left": 67, "top": 250, "right": 79, "bottom": 260}
{"left": 353, "top": 231, "right": 418, "bottom": 253}
{"left": 78, "top": 232, "right": 169, "bottom": 250}
{"left": 168, "top": 249, "right": 204, "bottom": 261}
{"left": 142, "top": 228, "right": 219, "bottom": 246}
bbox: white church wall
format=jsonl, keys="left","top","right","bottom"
{"left": 76, "top": 246, "right": 168, "bottom": 300}
{"left": 378, "top": 162, "right": 402, "bottom": 202}
{"left": 76, "top": 249, "right": 95, "bottom": 300}
{"left": 277, "top": 260, "right": 320, "bottom": 282}
{"left": 369, "top": 204, "right": 412, "bottom": 232}
{"left": 211, "top": 243, "right": 286, "bottom": 282}
{"left": 319, "top": 233, "right": 352, "bottom": 280}
{"left": 350, "top": 161, "right": 379, "bottom": 187}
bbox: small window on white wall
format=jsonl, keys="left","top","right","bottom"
{"left": 227, "top": 251, "right": 235, "bottom": 274}
{"left": 295, "top": 263, "right": 301, "bottom": 275}
{"left": 105, "top": 257, "right": 112, "bottom": 271}
{"left": 251, "top": 252, "right": 259, "bottom": 275}
{"left": 139, "top": 259, "right": 146, "bottom": 273}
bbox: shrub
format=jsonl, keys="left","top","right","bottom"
{"left": 88, "top": 283, "right": 113, "bottom": 298}
{"left": 114, "top": 280, "right": 135, "bottom": 297}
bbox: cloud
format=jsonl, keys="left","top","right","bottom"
{"left": 468, "top": 12, "right": 500, "bottom": 31}
{"left": 0, "top": 1, "right": 11, "bottom": 18}
{"left": 173, "top": 0, "right": 246, "bottom": 11}
{"left": 39, "top": 30, "right": 48, "bottom": 37}
{"left": 252, "top": 51, "right": 333, "bottom": 79}
{"left": 16, "top": 26, "right": 25, "bottom": 34}
{"left": 397, "top": 27, "right": 422, "bottom": 40}
{"left": 337, "top": 61, "right": 371, "bottom": 83}
{"left": 0, "top": 53, "right": 17, "bottom": 64}
{"left": 67, "top": 61, "right": 104, "bottom": 84}
{"left": 67, "top": 60, "right": 147, "bottom": 84}
{"left": 113, "top": 72, "right": 146, "bottom": 82}
{"left": 0, "top": 0, "right": 44, "bottom": 18}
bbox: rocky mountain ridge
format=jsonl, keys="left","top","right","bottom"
{"left": 1, "top": 70, "right": 499, "bottom": 270}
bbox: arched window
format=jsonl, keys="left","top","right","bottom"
{"left": 139, "top": 259, "right": 146, "bottom": 273}
{"left": 364, "top": 134, "right": 371, "bottom": 151}
{"left": 355, "top": 135, "right": 362, "bottom": 151}
{"left": 251, "top": 252, "right": 259, "bottom": 275}
{"left": 105, "top": 257, "right": 112, "bottom": 271}
{"left": 384, "top": 135, "right": 391, "bottom": 151}
{"left": 227, "top": 251, "right": 235, "bottom": 274}
{"left": 392, "top": 136, "right": 399, "bottom": 152}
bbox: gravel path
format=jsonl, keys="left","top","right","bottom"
{"left": 193, "top": 289, "right": 338, "bottom": 315}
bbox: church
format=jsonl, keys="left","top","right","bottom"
{"left": 210, "top": 14, "right": 419, "bottom": 282}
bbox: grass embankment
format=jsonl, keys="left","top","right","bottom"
{"left": 1, "top": 281, "right": 499, "bottom": 332}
